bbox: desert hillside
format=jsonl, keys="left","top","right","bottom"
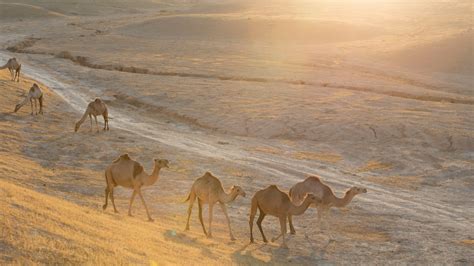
{"left": 1, "top": 0, "right": 473, "bottom": 264}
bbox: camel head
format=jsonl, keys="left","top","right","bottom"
{"left": 154, "top": 159, "right": 169, "bottom": 168}
{"left": 230, "top": 185, "right": 246, "bottom": 198}
{"left": 347, "top": 187, "right": 367, "bottom": 196}
{"left": 14, "top": 104, "right": 21, "bottom": 113}
{"left": 303, "top": 193, "right": 321, "bottom": 205}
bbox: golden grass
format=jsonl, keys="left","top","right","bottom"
{"left": 1, "top": 179, "right": 231, "bottom": 264}
{"left": 357, "top": 160, "right": 392, "bottom": 173}
{"left": 458, "top": 239, "right": 474, "bottom": 245}
{"left": 291, "top": 151, "right": 342, "bottom": 163}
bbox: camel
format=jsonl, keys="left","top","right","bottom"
{"left": 184, "top": 172, "right": 246, "bottom": 240}
{"left": 74, "top": 98, "right": 109, "bottom": 132}
{"left": 0, "top": 58, "right": 21, "bottom": 82}
{"left": 14, "top": 83, "right": 43, "bottom": 115}
{"left": 288, "top": 176, "right": 367, "bottom": 233}
{"left": 103, "top": 153, "right": 169, "bottom": 221}
{"left": 249, "top": 185, "right": 321, "bottom": 248}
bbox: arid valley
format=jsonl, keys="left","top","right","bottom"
{"left": 0, "top": 0, "right": 473, "bottom": 264}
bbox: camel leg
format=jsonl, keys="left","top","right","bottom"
{"left": 94, "top": 116, "right": 99, "bottom": 132}
{"left": 280, "top": 216, "right": 288, "bottom": 248}
{"left": 30, "top": 99, "right": 34, "bottom": 115}
{"left": 137, "top": 189, "right": 153, "bottom": 222}
{"left": 272, "top": 215, "right": 285, "bottom": 242}
{"left": 289, "top": 215, "right": 296, "bottom": 234}
{"left": 207, "top": 202, "right": 214, "bottom": 238}
{"left": 34, "top": 99, "right": 38, "bottom": 115}
{"left": 317, "top": 206, "right": 324, "bottom": 231}
{"left": 128, "top": 189, "right": 137, "bottom": 217}
{"left": 249, "top": 200, "right": 257, "bottom": 243}
{"left": 198, "top": 199, "right": 207, "bottom": 236}
{"left": 185, "top": 193, "right": 195, "bottom": 231}
{"left": 9, "top": 69, "right": 14, "bottom": 81}
{"left": 89, "top": 115, "right": 93, "bottom": 131}
{"left": 109, "top": 188, "right": 118, "bottom": 213}
{"left": 103, "top": 115, "right": 107, "bottom": 131}
{"left": 103, "top": 187, "right": 109, "bottom": 210}
{"left": 256, "top": 209, "right": 267, "bottom": 243}
{"left": 219, "top": 202, "right": 235, "bottom": 241}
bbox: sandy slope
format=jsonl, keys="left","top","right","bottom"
{"left": 1, "top": 0, "right": 473, "bottom": 264}
{"left": 1, "top": 57, "right": 473, "bottom": 265}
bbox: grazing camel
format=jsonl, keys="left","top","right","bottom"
{"left": 249, "top": 185, "right": 320, "bottom": 248}
{"left": 289, "top": 176, "right": 367, "bottom": 233}
{"left": 0, "top": 58, "right": 21, "bottom": 82}
{"left": 103, "top": 153, "right": 169, "bottom": 221}
{"left": 74, "top": 98, "right": 109, "bottom": 132}
{"left": 14, "top": 83, "right": 43, "bottom": 115}
{"left": 184, "top": 172, "right": 246, "bottom": 240}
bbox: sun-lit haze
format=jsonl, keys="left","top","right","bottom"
{"left": 0, "top": 0, "right": 473, "bottom": 264}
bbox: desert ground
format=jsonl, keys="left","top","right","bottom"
{"left": 0, "top": 0, "right": 473, "bottom": 264}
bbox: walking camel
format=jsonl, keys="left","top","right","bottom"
{"left": 289, "top": 176, "right": 367, "bottom": 233}
{"left": 184, "top": 172, "right": 246, "bottom": 240}
{"left": 74, "top": 98, "right": 109, "bottom": 132}
{"left": 103, "top": 153, "right": 169, "bottom": 221}
{"left": 0, "top": 57, "right": 21, "bottom": 82}
{"left": 14, "top": 83, "right": 43, "bottom": 115}
{"left": 249, "top": 185, "right": 321, "bottom": 248}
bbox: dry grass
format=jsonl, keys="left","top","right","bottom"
{"left": 357, "top": 160, "right": 392, "bottom": 173}
{"left": 291, "top": 151, "right": 342, "bottom": 163}
{"left": 0, "top": 71, "right": 238, "bottom": 264}
{"left": 458, "top": 239, "right": 474, "bottom": 246}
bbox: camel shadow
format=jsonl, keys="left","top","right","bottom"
{"left": 232, "top": 236, "right": 330, "bottom": 265}
{"left": 163, "top": 229, "right": 218, "bottom": 260}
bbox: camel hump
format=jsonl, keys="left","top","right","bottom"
{"left": 307, "top": 176, "right": 321, "bottom": 182}
{"left": 204, "top": 171, "right": 214, "bottom": 177}
{"left": 133, "top": 162, "right": 144, "bottom": 178}
{"left": 112, "top": 153, "right": 130, "bottom": 163}
{"left": 94, "top": 98, "right": 102, "bottom": 103}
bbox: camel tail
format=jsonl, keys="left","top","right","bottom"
{"left": 105, "top": 167, "right": 116, "bottom": 187}
{"left": 183, "top": 190, "right": 193, "bottom": 203}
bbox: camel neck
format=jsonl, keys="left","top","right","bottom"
{"left": 144, "top": 165, "right": 161, "bottom": 186}
{"left": 221, "top": 190, "right": 238, "bottom": 203}
{"left": 333, "top": 192, "right": 355, "bottom": 207}
{"left": 289, "top": 199, "right": 312, "bottom": 216}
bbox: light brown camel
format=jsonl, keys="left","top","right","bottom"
{"left": 184, "top": 172, "right": 246, "bottom": 240}
{"left": 289, "top": 176, "right": 367, "bottom": 232}
{"left": 103, "top": 153, "right": 169, "bottom": 221}
{"left": 14, "top": 83, "right": 43, "bottom": 115}
{"left": 0, "top": 57, "right": 21, "bottom": 82}
{"left": 249, "top": 185, "right": 320, "bottom": 248}
{"left": 74, "top": 98, "right": 109, "bottom": 132}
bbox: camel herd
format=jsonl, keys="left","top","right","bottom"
{"left": 3, "top": 57, "right": 368, "bottom": 249}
